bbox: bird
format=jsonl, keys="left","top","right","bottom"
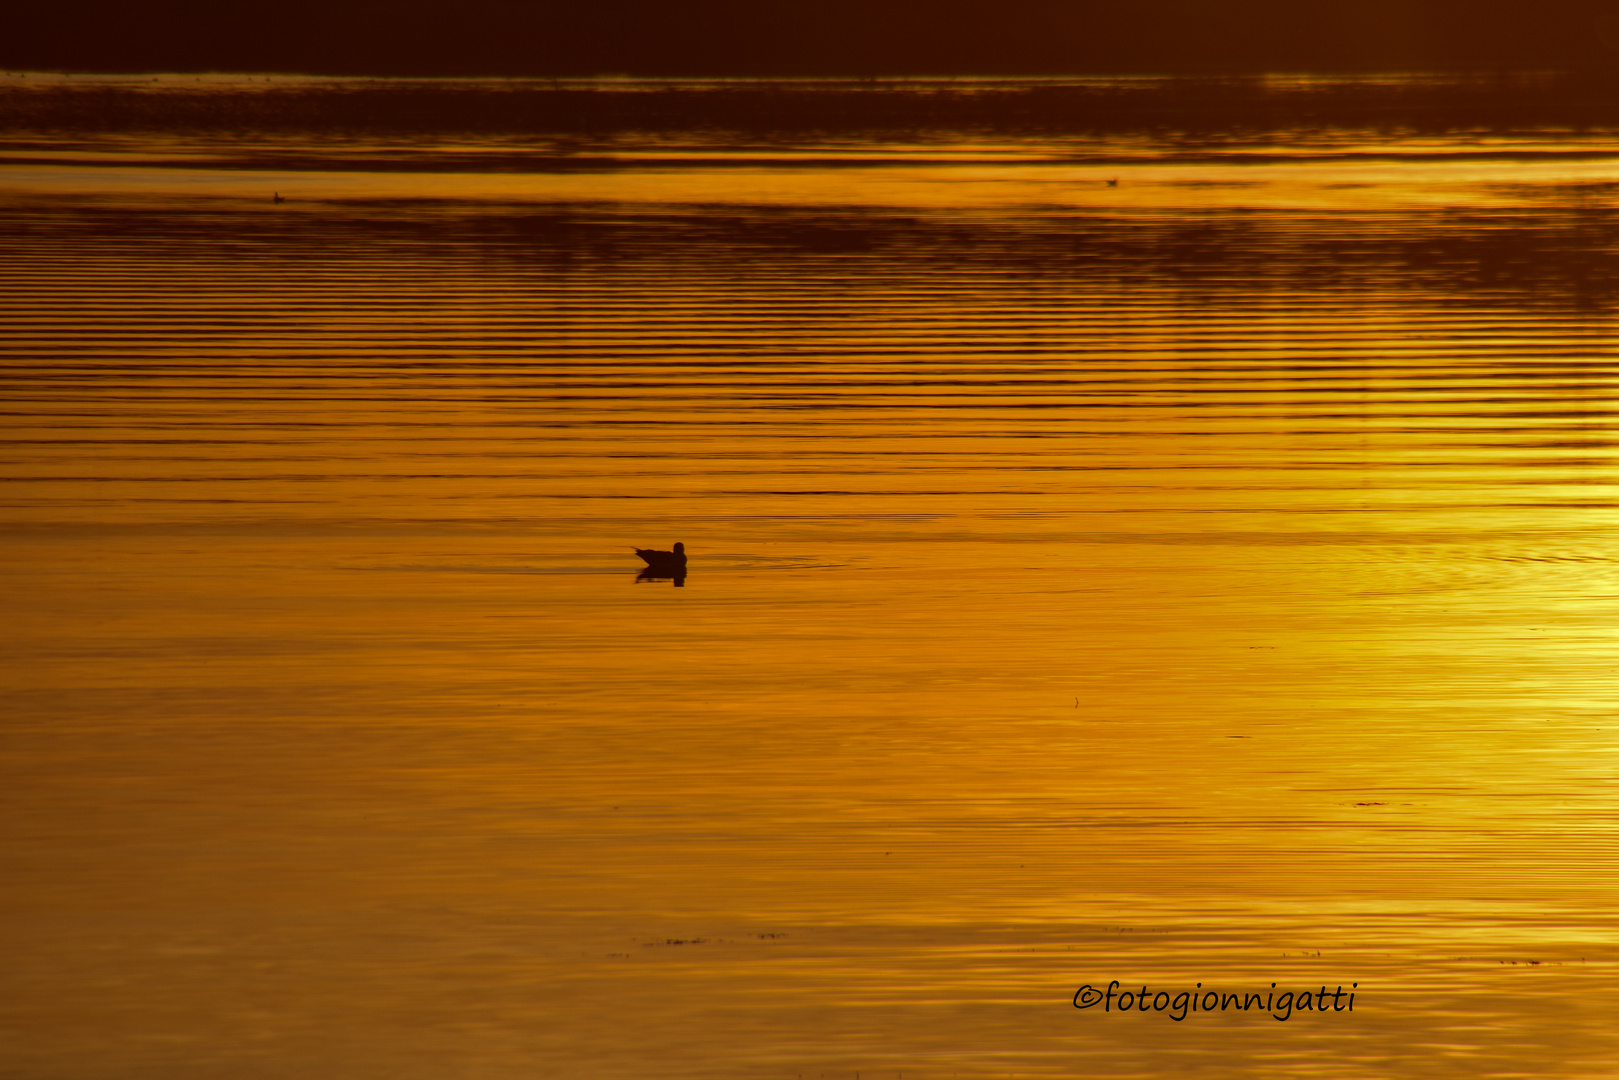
{"left": 1105, "top": 178, "right": 1118, "bottom": 187}
{"left": 632, "top": 542, "right": 686, "bottom": 572}
{"left": 272, "top": 192, "right": 285, "bottom": 203}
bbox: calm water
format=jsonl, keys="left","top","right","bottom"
{"left": 4, "top": 76, "right": 1619, "bottom": 1079}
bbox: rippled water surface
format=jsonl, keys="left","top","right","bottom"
{"left": 4, "top": 78, "right": 1619, "bottom": 1079}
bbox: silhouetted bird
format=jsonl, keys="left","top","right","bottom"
{"left": 1106, "top": 178, "right": 1118, "bottom": 187}
{"left": 272, "top": 192, "right": 285, "bottom": 203}
{"left": 632, "top": 542, "right": 686, "bottom": 572}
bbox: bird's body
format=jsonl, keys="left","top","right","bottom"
{"left": 632, "top": 542, "right": 686, "bottom": 571}
{"left": 272, "top": 192, "right": 285, "bottom": 203}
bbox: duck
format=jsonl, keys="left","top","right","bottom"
{"left": 632, "top": 542, "right": 686, "bottom": 572}
{"left": 272, "top": 192, "right": 285, "bottom": 203}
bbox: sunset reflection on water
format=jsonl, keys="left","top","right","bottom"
{"left": 3, "top": 79, "right": 1619, "bottom": 1078}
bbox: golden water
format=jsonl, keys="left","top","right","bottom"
{"left": 4, "top": 91, "right": 1619, "bottom": 1077}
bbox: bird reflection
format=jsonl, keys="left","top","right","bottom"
{"left": 632, "top": 542, "right": 687, "bottom": 587}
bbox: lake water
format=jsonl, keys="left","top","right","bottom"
{"left": 3, "top": 75, "right": 1618, "bottom": 1079}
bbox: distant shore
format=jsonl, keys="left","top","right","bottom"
{"left": 6, "top": 71, "right": 1619, "bottom": 135}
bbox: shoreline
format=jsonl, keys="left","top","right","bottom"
{"left": 6, "top": 71, "right": 1619, "bottom": 134}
